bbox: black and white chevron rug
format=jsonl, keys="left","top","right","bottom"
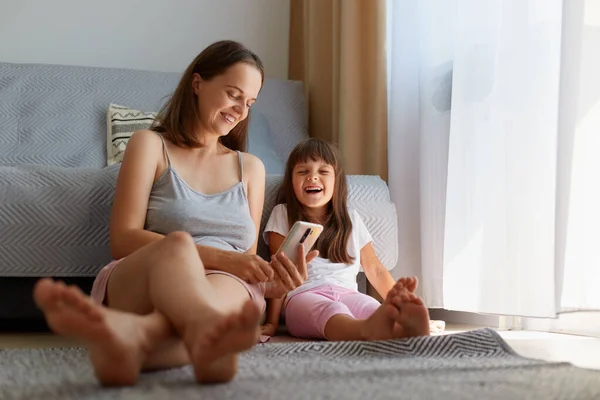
{"left": 0, "top": 329, "right": 598, "bottom": 400}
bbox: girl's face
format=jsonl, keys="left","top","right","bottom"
{"left": 292, "top": 158, "right": 336, "bottom": 213}
{"left": 192, "top": 62, "right": 262, "bottom": 137}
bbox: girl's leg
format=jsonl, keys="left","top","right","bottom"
{"left": 321, "top": 290, "right": 380, "bottom": 341}
{"left": 34, "top": 232, "right": 260, "bottom": 386}
{"left": 284, "top": 287, "right": 385, "bottom": 341}
{"left": 284, "top": 288, "right": 352, "bottom": 339}
{"left": 323, "top": 281, "right": 430, "bottom": 341}
{"left": 339, "top": 291, "right": 381, "bottom": 320}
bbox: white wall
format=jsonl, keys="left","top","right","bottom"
{"left": 0, "top": 0, "right": 290, "bottom": 78}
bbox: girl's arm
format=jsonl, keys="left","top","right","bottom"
{"left": 360, "top": 242, "right": 397, "bottom": 299}
{"left": 261, "top": 297, "right": 285, "bottom": 336}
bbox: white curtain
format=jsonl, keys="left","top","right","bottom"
{"left": 387, "top": 0, "right": 457, "bottom": 308}
{"left": 388, "top": 0, "right": 600, "bottom": 318}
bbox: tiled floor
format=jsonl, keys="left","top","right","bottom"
{"left": 1, "top": 324, "right": 599, "bottom": 370}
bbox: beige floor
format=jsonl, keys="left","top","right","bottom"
{"left": 445, "top": 324, "right": 600, "bottom": 370}
{"left": 1, "top": 324, "right": 599, "bottom": 371}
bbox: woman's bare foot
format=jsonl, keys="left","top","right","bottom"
{"left": 185, "top": 299, "right": 261, "bottom": 383}
{"left": 361, "top": 279, "right": 430, "bottom": 340}
{"left": 33, "top": 278, "right": 162, "bottom": 386}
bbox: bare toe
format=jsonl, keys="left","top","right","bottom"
{"left": 397, "top": 278, "right": 416, "bottom": 293}
{"left": 392, "top": 277, "right": 418, "bottom": 295}
{"left": 33, "top": 278, "right": 59, "bottom": 309}
{"left": 406, "top": 277, "right": 418, "bottom": 293}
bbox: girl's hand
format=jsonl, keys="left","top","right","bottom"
{"left": 227, "top": 253, "right": 274, "bottom": 284}
{"left": 260, "top": 323, "right": 278, "bottom": 337}
{"left": 270, "top": 245, "right": 319, "bottom": 292}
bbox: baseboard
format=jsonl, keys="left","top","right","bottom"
{"left": 523, "top": 312, "right": 600, "bottom": 338}
{"left": 428, "top": 309, "right": 500, "bottom": 327}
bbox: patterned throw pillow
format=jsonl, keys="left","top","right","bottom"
{"left": 106, "top": 104, "right": 157, "bottom": 165}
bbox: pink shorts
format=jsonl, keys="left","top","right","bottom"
{"left": 91, "top": 259, "right": 266, "bottom": 314}
{"left": 284, "top": 284, "right": 381, "bottom": 339}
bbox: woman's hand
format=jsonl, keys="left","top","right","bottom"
{"left": 226, "top": 253, "right": 274, "bottom": 284}
{"left": 268, "top": 245, "right": 319, "bottom": 295}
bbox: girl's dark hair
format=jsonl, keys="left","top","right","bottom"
{"left": 152, "top": 40, "right": 264, "bottom": 151}
{"left": 277, "top": 138, "right": 354, "bottom": 264}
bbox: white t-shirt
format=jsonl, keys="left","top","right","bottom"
{"left": 263, "top": 204, "right": 373, "bottom": 302}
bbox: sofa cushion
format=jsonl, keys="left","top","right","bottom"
{"left": 107, "top": 104, "right": 157, "bottom": 165}
{"left": 246, "top": 111, "right": 285, "bottom": 173}
{"left": 0, "top": 166, "right": 397, "bottom": 277}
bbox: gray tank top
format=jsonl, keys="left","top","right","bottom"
{"left": 145, "top": 133, "right": 256, "bottom": 253}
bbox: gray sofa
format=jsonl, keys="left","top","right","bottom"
{"left": 0, "top": 61, "right": 398, "bottom": 329}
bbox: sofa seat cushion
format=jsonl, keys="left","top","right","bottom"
{"left": 0, "top": 165, "right": 397, "bottom": 277}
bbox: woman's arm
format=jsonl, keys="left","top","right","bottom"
{"left": 361, "top": 242, "right": 397, "bottom": 299}
{"left": 109, "top": 130, "right": 166, "bottom": 259}
{"left": 242, "top": 152, "right": 266, "bottom": 256}
{"left": 110, "top": 136, "right": 272, "bottom": 284}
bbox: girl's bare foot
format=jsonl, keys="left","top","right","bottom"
{"left": 185, "top": 299, "right": 261, "bottom": 383}
{"left": 33, "top": 278, "right": 162, "bottom": 386}
{"left": 361, "top": 279, "right": 430, "bottom": 340}
{"left": 397, "top": 276, "right": 418, "bottom": 293}
{"left": 386, "top": 290, "right": 431, "bottom": 338}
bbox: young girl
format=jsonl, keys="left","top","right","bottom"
{"left": 261, "top": 138, "right": 431, "bottom": 341}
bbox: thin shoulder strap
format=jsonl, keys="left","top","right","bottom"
{"left": 154, "top": 131, "right": 171, "bottom": 168}
{"left": 237, "top": 151, "right": 244, "bottom": 182}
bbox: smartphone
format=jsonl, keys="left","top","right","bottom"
{"left": 276, "top": 221, "right": 323, "bottom": 265}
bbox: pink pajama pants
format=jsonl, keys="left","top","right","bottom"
{"left": 284, "top": 284, "right": 381, "bottom": 339}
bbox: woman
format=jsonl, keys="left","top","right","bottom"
{"left": 33, "top": 40, "right": 316, "bottom": 386}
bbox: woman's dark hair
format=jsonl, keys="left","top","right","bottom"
{"left": 152, "top": 40, "right": 264, "bottom": 151}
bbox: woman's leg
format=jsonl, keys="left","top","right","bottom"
{"left": 107, "top": 232, "right": 262, "bottom": 382}
{"left": 34, "top": 232, "right": 260, "bottom": 385}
